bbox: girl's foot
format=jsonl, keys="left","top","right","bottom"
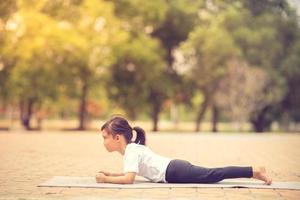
{"left": 253, "top": 166, "right": 272, "bottom": 185}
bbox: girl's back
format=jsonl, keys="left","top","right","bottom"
{"left": 123, "top": 143, "right": 171, "bottom": 183}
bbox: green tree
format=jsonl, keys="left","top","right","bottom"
{"left": 2, "top": 8, "right": 63, "bottom": 129}
{"left": 0, "top": 0, "right": 18, "bottom": 109}
{"left": 151, "top": 0, "right": 202, "bottom": 129}
{"left": 279, "top": 32, "right": 300, "bottom": 131}
{"left": 197, "top": 0, "right": 295, "bottom": 132}
{"left": 110, "top": 0, "right": 202, "bottom": 130}
{"left": 1, "top": 0, "right": 126, "bottom": 130}
{"left": 215, "top": 59, "right": 277, "bottom": 132}
{"left": 107, "top": 33, "right": 167, "bottom": 127}
{"left": 41, "top": 0, "right": 127, "bottom": 130}
{"left": 180, "top": 20, "right": 239, "bottom": 132}
{"left": 228, "top": 0, "right": 298, "bottom": 132}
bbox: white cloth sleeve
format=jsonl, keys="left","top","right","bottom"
{"left": 123, "top": 148, "right": 140, "bottom": 173}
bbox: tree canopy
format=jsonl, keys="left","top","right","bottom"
{"left": 0, "top": 0, "right": 299, "bottom": 132}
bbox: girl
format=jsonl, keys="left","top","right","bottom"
{"left": 96, "top": 116, "right": 272, "bottom": 185}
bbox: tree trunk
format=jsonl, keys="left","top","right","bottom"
{"left": 251, "top": 106, "right": 273, "bottom": 132}
{"left": 20, "top": 98, "right": 34, "bottom": 130}
{"left": 78, "top": 82, "right": 88, "bottom": 130}
{"left": 166, "top": 47, "right": 174, "bottom": 70}
{"left": 151, "top": 101, "right": 161, "bottom": 132}
{"left": 19, "top": 100, "right": 25, "bottom": 126}
{"left": 195, "top": 94, "right": 209, "bottom": 132}
{"left": 212, "top": 104, "right": 219, "bottom": 133}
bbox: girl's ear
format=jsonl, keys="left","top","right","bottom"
{"left": 115, "top": 134, "right": 120, "bottom": 141}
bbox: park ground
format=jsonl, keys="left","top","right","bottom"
{"left": 0, "top": 130, "right": 300, "bottom": 200}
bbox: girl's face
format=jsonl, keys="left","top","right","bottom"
{"left": 102, "top": 130, "right": 120, "bottom": 152}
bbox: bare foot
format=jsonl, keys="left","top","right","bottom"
{"left": 253, "top": 166, "right": 272, "bottom": 185}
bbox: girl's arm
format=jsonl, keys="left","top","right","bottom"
{"left": 98, "top": 171, "right": 124, "bottom": 176}
{"left": 96, "top": 172, "right": 136, "bottom": 184}
{"left": 110, "top": 172, "right": 125, "bottom": 176}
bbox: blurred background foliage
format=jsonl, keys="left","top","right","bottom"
{"left": 0, "top": 0, "right": 299, "bottom": 132}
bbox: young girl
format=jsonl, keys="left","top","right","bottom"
{"left": 96, "top": 116, "right": 272, "bottom": 185}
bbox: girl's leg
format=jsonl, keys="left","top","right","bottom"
{"left": 166, "top": 159, "right": 263, "bottom": 184}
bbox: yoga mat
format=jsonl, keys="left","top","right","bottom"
{"left": 38, "top": 176, "right": 300, "bottom": 190}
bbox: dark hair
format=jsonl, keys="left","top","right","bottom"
{"left": 101, "top": 116, "right": 146, "bottom": 145}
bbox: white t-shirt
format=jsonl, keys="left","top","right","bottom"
{"left": 123, "top": 143, "right": 171, "bottom": 183}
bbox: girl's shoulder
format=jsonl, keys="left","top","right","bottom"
{"left": 124, "top": 143, "right": 148, "bottom": 158}
{"left": 126, "top": 143, "right": 149, "bottom": 152}
{"left": 127, "top": 142, "right": 147, "bottom": 148}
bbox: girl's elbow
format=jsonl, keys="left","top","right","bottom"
{"left": 124, "top": 181, "right": 134, "bottom": 184}
{"left": 123, "top": 177, "right": 135, "bottom": 184}
{"left": 124, "top": 179, "right": 134, "bottom": 184}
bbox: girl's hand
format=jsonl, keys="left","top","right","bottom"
{"left": 96, "top": 172, "right": 106, "bottom": 183}
{"left": 98, "top": 170, "right": 111, "bottom": 176}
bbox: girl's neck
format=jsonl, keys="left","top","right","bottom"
{"left": 118, "top": 140, "right": 128, "bottom": 155}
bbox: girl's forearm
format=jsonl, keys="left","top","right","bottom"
{"left": 104, "top": 175, "right": 133, "bottom": 184}
{"left": 110, "top": 172, "right": 125, "bottom": 176}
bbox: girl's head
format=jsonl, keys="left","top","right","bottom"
{"left": 101, "top": 116, "right": 146, "bottom": 152}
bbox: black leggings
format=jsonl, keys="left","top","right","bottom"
{"left": 165, "top": 159, "right": 253, "bottom": 183}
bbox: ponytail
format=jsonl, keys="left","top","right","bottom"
{"left": 101, "top": 116, "right": 146, "bottom": 145}
{"left": 133, "top": 126, "right": 146, "bottom": 145}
